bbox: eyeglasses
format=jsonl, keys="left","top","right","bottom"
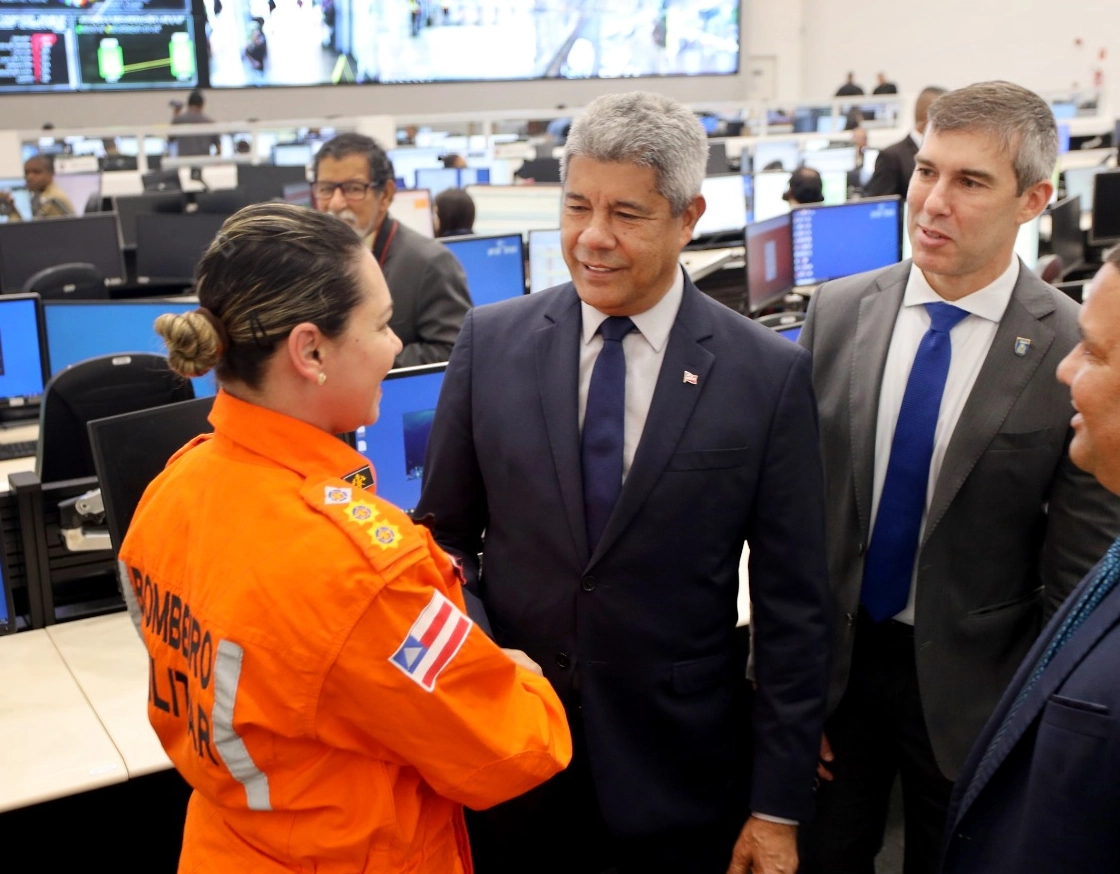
{"left": 311, "top": 180, "right": 380, "bottom": 202}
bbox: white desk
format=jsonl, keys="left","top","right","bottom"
{"left": 0, "top": 628, "right": 127, "bottom": 812}
{"left": 681, "top": 246, "right": 742, "bottom": 281}
{"left": 0, "top": 422, "right": 38, "bottom": 492}
{"left": 47, "top": 613, "right": 171, "bottom": 778}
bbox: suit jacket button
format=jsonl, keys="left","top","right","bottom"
{"left": 846, "top": 612, "right": 856, "bottom": 627}
{"left": 555, "top": 653, "right": 571, "bottom": 669}
{"left": 581, "top": 576, "right": 597, "bottom": 592}
{"left": 857, "top": 541, "right": 865, "bottom": 555}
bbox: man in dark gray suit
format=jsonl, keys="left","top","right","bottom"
{"left": 418, "top": 91, "right": 831, "bottom": 874}
{"left": 798, "top": 81, "right": 1120, "bottom": 874}
{"left": 314, "top": 133, "right": 471, "bottom": 366}
{"left": 863, "top": 87, "right": 946, "bottom": 200}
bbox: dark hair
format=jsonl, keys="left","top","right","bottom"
{"left": 25, "top": 154, "right": 54, "bottom": 173}
{"left": 434, "top": 188, "right": 475, "bottom": 237}
{"left": 188, "top": 89, "right": 205, "bottom": 107}
{"left": 314, "top": 132, "right": 395, "bottom": 188}
{"left": 784, "top": 166, "right": 823, "bottom": 204}
{"left": 154, "top": 203, "right": 367, "bottom": 389}
{"left": 441, "top": 153, "right": 466, "bottom": 169}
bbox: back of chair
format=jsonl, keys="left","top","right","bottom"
{"left": 21, "top": 262, "right": 108, "bottom": 301}
{"left": 37, "top": 353, "right": 194, "bottom": 483}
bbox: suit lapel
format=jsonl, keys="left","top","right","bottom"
{"left": 924, "top": 269, "right": 1056, "bottom": 541}
{"left": 588, "top": 281, "right": 714, "bottom": 565}
{"left": 535, "top": 286, "right": 590, "bottom": 561}
{"left": 849, "top": 264, "right": 908, "bottom": 540}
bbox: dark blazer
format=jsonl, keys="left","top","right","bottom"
{"left": 379, "top": 218, "right": 471, "bottom": 368}
{"left": 800, "top": 260, "right": 1120, "bottom": 780}
{"left": 943, "top": 545, "right": 1120, "bottom": 873}
{"left": 417, "top": 277, "right": 831, "bottom": 833}
{"left": 862, "top": 134, "right": 919, "bottom": 199}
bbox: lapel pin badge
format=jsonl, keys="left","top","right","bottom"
{"left": 683, "top": 370, "right": 698, "bottom": 385}
{"left": 1014, "top": 337, "right": 1032, "bottom": 357}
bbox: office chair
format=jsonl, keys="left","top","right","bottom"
{"left": 21, "top": 262, "right": 108, "bottom": 300}
{"left": 142, "top": 169, "right": 182, "bottom": 192}
{"left": 1034, "top": 253, "right": 1064, "bottom": 285}
{"left": 37, "top": 353, "right": 195, "bottom": 483}
{"left": 754, "top": 311, "right": 806, "bottom": 330}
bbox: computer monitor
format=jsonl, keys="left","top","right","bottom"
{"left": 467, "top": 184, "right": 563, "bottom": 237}
{"left": 391, "top": 189, "right": 436, "bottom": 238}
{"left": 0, "top": 294, "right": 49, "bottom": 422}
{"left": 1064, "top": 165, "right": 1106, "bottom": 212}
{"left": 237, "top": 164, "right": 308, "bottom": 205}
{"left": 416, "top": 167, "right": 461, "bottom": 199}
{"left": 1047, "top": 195, "right": 1084, "bottom": 276}
{"left": 350, "top": 363, "right": 447, "bottom": 514}
{"left": 0, "top": 524, "right": 15, "bottom": 635}
{"left": 745, "top": 214, "right": 793, "bottom": 313}
{"left": 528, "top": 228, "right": 570, "bottom": 293}
{"left": 0, "top": 214, "right": 125, "bottom": 293}
{"left": 752, "top": 171, "right": 792, "bottom": 222}
{"left": 820, "top": 170, "right": 849, "bottom": 205}
{"left": 1090, "top": 170, "right": 1120, "bottom": 246}
{"left": 135, "top": 213, "right": 227, "bottom": 285}
{"left": 42, "top": 300, "right": 217, "bottom": 398}
{"left": 791, "top": 197, "right": 901, "bottom": 287}
{"left": 271, "top": 143, "right": 314, "bottom": 167}
{"left": 692, "top": 175, "right": 748, "bottom": 241}
{"left": 800, "top": 147, "right": 857, "bottom": 174}
{"left": 387, "top": 147, "right": 447, "bottom": 189}
{"left": 774, "top": 322, "right": 802, "bottom": 343}
{"left": 88, "top": 396, "right": 216, "bottom": 553}
{"left": 706, "top": 142, "right": 731, "bottom": 175}
{"left": 858, "top": 149, "right": 880, "bottom": 188}
{"left": 752, "top": 139, "right": 800, "bottom": 173}
{"left": 440, "top": 234, "right": 526, "bottom": 306}
{"left": 1057, "top": 123, "right": 1071, "bottom": 155}
{"left": 0, "top": 182, "right": 32, "bottom": 223}
{"left": 52, "top": 173, "right": 103, "bottom": 217}
{"left": 112, "top": 192, "right": 186, "bottom": 248}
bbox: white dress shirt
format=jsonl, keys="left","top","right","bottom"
{"left": 577, "top": 267, "right": 684, "bottom": 479}
{"left": 870, "top": 257, "right": 1019, "bottom": 624}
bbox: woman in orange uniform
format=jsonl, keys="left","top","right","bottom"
{"left": 120, "top": 203, "right": 570, "bottom": 873}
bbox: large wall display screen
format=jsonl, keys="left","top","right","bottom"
{"left": 3, "top": 0, "right": 740, "bottom": 91}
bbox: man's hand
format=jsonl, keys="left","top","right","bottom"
{"left": 818, "top": 732, "right": 835, "bottom": 781}
{"left": 727, "top": 816, "right": 797, "bottom": 874}
{"left": 501, "top": 648, "right": 543, "bottom": 676}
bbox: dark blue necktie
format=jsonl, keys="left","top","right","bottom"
{"left": 582, "top": 316, "right": 635, "bottom": 550}
{"left": 861, "top": 302, "right": 969, "bottom": 623}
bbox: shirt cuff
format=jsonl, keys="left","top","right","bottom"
{"left": 752, "top": 812, "right": 799, "bottom": 826}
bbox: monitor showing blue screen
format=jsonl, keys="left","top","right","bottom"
{"left": 440, "top": 234, "right": 526, "bottom": 306}
{"left": 774, "top": 324, "right": 802, "bottom": 343}
{"left": 528, "top": 228, "right": 569, "bottom": 293}
{"left": 43, "top": 300, "right": 216, "bottom": 397}
{"left": 351, "top": 364, "right": 446, "bottom": 515}
{"left": 791, "top": 197, "right": 901, "bottom": 286}
{"left": 0, "top": 294, "right": 47, "bottom": 410}
{"left": 0, "top": 543, "right": 13, "bottom": 634}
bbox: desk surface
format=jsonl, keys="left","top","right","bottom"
{"left": 47, "top": 613, "right": 171, "bottom": 779}
{"left": 0, "top": 628, "right": 127, "bottom": 812}
{"left": 0, "top": 422, "right": 38, "bottom": 493}
{"left": 681, "top": 246, "right": 742, "bottom": 282}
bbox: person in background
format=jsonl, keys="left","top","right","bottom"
{"left": 784, "top": 166, "right": 825, "bottom": 206}
{"left": 123, "top": 202, "right": 571, "bottom": 873}
{"left": 170, "top": 88, "right": 219, "bottom": 157}
{"left": 836, "top": 73, "right": 865, "bottom": 97}
{"left": 434, "top": 188, "right": 475, "bottom": 238}
{"left": 0, "top": 155, "right": 75, "bottom": 220}
{"left": 873, "top": 73, "right": 899, "bottom": 95}
{"left": 442, "top": 152, "right": 467, "bottom": 170}
{"left": 863, "top": 86, "right": 947, "bottom": 200}
{"left": 943, "top": 244, "right": 1120, "bottom": 874}
{"left": 313, "top": 132, "right": 472, "bottom": 366}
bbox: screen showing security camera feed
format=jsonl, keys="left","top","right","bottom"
{"left": 207, "top": 0, "right": 740, "bottom": 88}
{"left": 0, "top": 0, "right": 200, "bottom": 91}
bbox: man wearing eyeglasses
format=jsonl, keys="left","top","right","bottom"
{"left": 313, "top": 133, "right": 471, "bottom": 366}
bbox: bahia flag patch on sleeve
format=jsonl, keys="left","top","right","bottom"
{"left": 390, "top": 590, "right": 473, "bottom": 691}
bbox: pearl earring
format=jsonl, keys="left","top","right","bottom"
{"left": 317, "top": 371, "right": 327, "bottom": 386}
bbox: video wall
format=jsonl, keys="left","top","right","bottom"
{"left": 1, "top": 0, "right": 739, "bottom": 92}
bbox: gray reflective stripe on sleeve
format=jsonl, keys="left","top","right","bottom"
{"left": 212, "top": 639, "right": 272, "bottom": 811}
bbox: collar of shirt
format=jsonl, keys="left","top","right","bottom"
{"left": 903, "top": 256, "right": 1019, "bottom": 324}
{"left": 579, "top": 266, "right": 684, "bottom": 350}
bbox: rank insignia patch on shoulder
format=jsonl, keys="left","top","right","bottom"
{"left": 325, "top": 486, "right": 352, "bottom": 505}
{"left": 341, "top": 499, "right": 403, "bottom": 551}
{"left": 342, "top": 465, "right": 375, "bottom": 491}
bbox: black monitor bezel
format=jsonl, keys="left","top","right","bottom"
{"left": 0, "top": 213, "right": 125, "bottom": 292}
{"left": 438, "top": 231, "right": 528, "bottom": 301}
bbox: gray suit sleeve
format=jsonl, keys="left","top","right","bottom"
{"left": 396, "top": 248, "right": 473, "bottom": 368}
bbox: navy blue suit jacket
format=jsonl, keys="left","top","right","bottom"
{"left": 416, "top": 278, "right": 831, "bottom": 834}
{"left": 943, "top": 544, "right": 1120, "bottom": 872}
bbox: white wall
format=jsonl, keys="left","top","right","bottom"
{"left": 799, "top": 0, "right": 1118, "bottom": 106}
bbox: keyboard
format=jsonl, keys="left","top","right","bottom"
{"left": 0, "top": 440, "right": 37, "bottom": 460}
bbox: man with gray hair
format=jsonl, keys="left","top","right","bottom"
{"left": 417, "top": 90, "right": 830, "bottom": 873}
{"left": 798, "top": 81, "right": 1120, "bottom": 873}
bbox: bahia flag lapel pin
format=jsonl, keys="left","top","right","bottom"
{"left": 683, "top": 371, "right": 698, "bottom": 385}
{"left": 1014, "top": 337, "right": 1032, "bottom": 357}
